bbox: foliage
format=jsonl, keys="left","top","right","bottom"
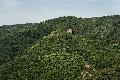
{"left": 0, "top": 15, "right": 120, "bottom": 79}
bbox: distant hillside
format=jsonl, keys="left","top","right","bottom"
{"left": 0, "top": 15, "right": 120, "bottom": 79}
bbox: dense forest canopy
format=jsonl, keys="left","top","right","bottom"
{"left": 0, "top": 15, "right": 120, "bottom": 80}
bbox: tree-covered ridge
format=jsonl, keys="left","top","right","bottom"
{"left": 0, "top": 29, "right": 120, "bottom": 79}
{"left": 0, "top": 15, "right": 120, "bottom": 79}
{"left": 0, "top": 15, "right": 120, "bottom": 65}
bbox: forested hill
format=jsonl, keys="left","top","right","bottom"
{"left": 0, "top": 15, "right": 120, "bottom": 79}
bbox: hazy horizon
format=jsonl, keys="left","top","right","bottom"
{"left": 0, "top": 0, "right": 120, "bottom": 26}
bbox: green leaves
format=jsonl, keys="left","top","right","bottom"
{"left": 0, "top": 15, "right": 120, "bottom": 80}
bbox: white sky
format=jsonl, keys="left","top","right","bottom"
{"left": 0, "top": 0, "right": 120, "bottom": 26}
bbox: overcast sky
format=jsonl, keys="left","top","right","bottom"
{"left": 0, "top": 0, "right": 120, "bottom": 26}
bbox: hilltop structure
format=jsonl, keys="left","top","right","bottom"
{"left": 67, "top": 28, "right": 72, "bottom": 33}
